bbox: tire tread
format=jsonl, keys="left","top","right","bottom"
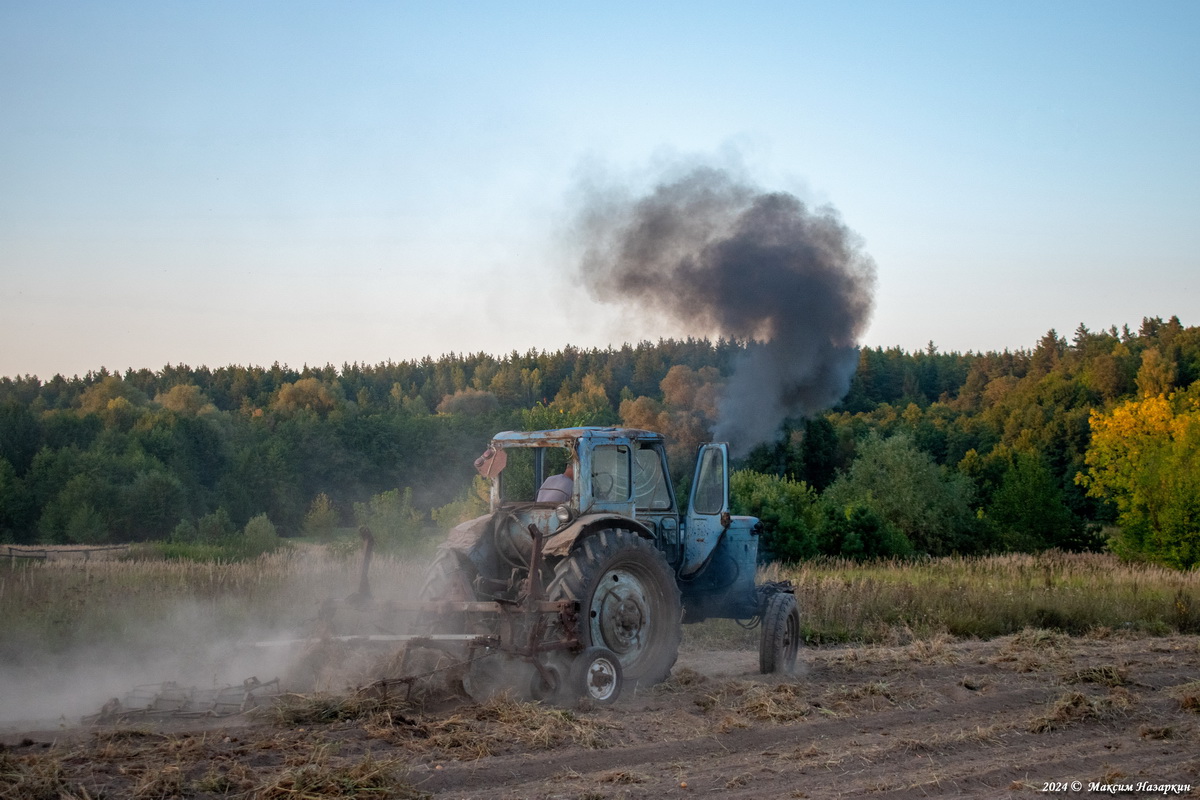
{"left": 759, "top": 591, "right": 800, "bottom": 675}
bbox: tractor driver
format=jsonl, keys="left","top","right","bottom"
{"left": 536, "top": 462, "right": 574, "bottom": 503}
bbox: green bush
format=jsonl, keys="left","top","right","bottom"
{"left": 241, "top": 513, "right": 281, "bottom": 557}
{"left": 171, "top": 507, "right": 235, "bottom": 544}
{"left": 815, "top": 501, "right": 912, "bottom": 560}
{"left": 154, "top": 508, "right": 282, "bottom": 561}
{"left": 730, "top": 469, "right": 821, "bottom": 562}
{"left": 353, "top": 487, "right": 429, "bottom": 552}
{"left": 821, "top": 432, "right": 978, "bottom": 556}
{"left": 302, "top": 492, "right": 338, "bottom": 540}
{"left": 431, "top": 476, "right": 490, "bottom": 529}
{"left": 131, "top": 540, "right": 236, "bottom": 562}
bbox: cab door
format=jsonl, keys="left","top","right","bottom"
{"left": 682, "top": 442, "right": 729, "bottom": 576}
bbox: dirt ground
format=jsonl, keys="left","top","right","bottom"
{"left": 3, "top": 632, "right": 1199, "bottom": 799}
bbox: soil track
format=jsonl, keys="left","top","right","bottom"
{"left": 4, "top": 633, "right": 1198, "bottom": 798}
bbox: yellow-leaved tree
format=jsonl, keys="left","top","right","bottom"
{"left": 1077, "top": 390, "right": 1200, "bottom": 568}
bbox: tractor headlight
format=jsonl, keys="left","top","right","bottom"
{"left": 555, "top": 505, "right": 575, "bottom": 525}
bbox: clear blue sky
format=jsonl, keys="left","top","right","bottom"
{"left": 2, "top": 1, "right": 1198, "bottom": 378}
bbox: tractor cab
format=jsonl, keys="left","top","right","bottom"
{"left": 473, "top": 427, "right": 762, "bottom": 621}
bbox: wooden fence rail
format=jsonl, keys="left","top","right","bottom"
{"left": 5, "top": 544, "right": 131, "bottom": 562}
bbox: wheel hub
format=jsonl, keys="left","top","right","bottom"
{"left": 584, "top": 658, "right": 619, "bottom": 702}
{"left": 594, "top": 570, "right": 651, "bottom": 656}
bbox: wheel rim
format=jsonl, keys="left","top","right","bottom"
{"left": 783, "top": 608, "right": 799, "bottom": 663}
{"left": 590, "top": 567, "right": 656, "bottom": 663}
{"left": 582, "top": 655, "right": 619, "bottom": 702}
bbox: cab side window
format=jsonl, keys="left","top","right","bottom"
{"left": 692, "top": 446, "right": 725, "bottom": 514}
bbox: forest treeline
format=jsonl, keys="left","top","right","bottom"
{"left": 1, "top": 315, "right": 1197, "bottom": 568}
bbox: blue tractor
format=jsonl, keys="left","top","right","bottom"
{"left": 418, "top": 427, "right": 800, "bottom": 704}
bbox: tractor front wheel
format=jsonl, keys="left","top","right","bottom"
{"left": 759, "top": 590, "right": 801, "bottom": 675}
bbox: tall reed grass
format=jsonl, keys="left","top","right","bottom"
{"left": 0, "top": 546, "right": 425, "bottom": 662}
{"left": 770, "top": 551, "right": 1200, "bottom": 643}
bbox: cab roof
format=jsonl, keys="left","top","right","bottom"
{"left": 490, "top": 427, "right": 664, "bottom": 445}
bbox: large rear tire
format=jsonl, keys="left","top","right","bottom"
{"left": 418, "top": 548, "right": 477, "bottom": 633}
{"left": 546, "top": 529, "right": 682, "bottom": 689}
{"left": 412, "top": 548, "right": 479, "bottom": 697}
{"left": 759, "top": 591, "right": 801, "bottom": 675}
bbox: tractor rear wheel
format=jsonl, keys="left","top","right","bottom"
{"left": 759, "top": 591, "right": 801, "bottom": 675}
{"left": 418, "top": 548, "right": 477, "bottom": 633}
{"left": 411, "top": 548, "right": 480, "bottom": 697}
{"left": 546, "top": 529, "right": 682, "bottom": 689}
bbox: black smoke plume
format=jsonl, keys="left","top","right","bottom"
{"left": 574, "top": 164, "right": 876, "bottom": 456}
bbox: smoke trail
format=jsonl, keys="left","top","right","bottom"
{"left": 574, "top": 163, "right": 876, "bottom": 456}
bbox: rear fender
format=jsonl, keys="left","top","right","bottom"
{"left": 443, "top": 513, "right": 494, "bottom": 553}
{"left": 542, "top": 513, "right": 654, "bottom": 558}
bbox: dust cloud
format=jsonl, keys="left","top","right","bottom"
{"left": 573, "top": 161, "right": 876, "bottom": 455}
{"left": 0, "top": 600, "right": 297, "bottom": 726}
{"left": 0, "top": 550, "right": 426, "bottom": 728}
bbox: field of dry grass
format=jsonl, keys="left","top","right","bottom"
{"left": 778, "top": 551, "right": 1200, "bottom": 640}
{"left": 2, "top": 548, "right": 1199, "bottom": 798}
